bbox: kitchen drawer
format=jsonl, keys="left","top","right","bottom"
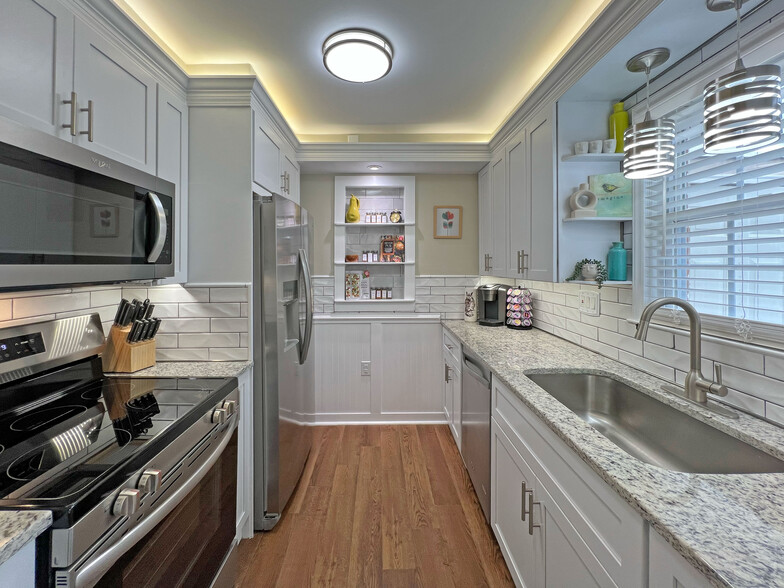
{"left": 443, "top": 328, "right": 461, "bottom": 366}
{"left": 492, "top": 378, "right": 646, "bottom": 588}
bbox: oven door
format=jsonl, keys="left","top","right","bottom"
{"left": 0, "top": 121, "right": 175, "bottom": 290}
{"left": 54, "top": 425, "right": 238, "bottom": 588}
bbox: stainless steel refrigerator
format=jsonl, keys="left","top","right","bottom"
{"left": 252, "top": 193, "right": 315, "bottom": 531}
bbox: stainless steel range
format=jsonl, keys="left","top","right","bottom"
{"left": 0, "top": 314, "right": 239, "bottom": 588}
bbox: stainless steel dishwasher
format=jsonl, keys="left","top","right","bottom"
{"left": 461, "top": 348, "right": 492, "bottom": 522}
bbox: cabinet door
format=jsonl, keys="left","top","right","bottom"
{"left": 0, "top": 0, "right": 74, "bottom": 137}
{"left": 235, "top": 368, "right": 254, "bottom": 539}
{"left": 507, "top": 132, "right": 529, "bottom": 278}
{"left": 156, "top": 86, "right": 188, "bottom": 284}
{"left": 72, "top": 19, "right": 156, "bottom": 173}
{"left": 450, "top": 363, "right": 462, "bottom": 450}
{"left": 478, "top": 164, "right": 492, "bottom": 275}
{"left": 491, "top": 419, "right": 542, "bottom": 588}
{"left": 282, "top": 152, "right": 300, "bottom": 203}
{"left": 649, "top": 529, "right": 712, "bottom": 588}
{"left": 443, "top": 355, "right": 453, "bottom": 423}
{"left": 525, "top": 106, "right": 556, "bottom": 281}
{"left": 253, "top": 111, "right": 281, "bottom": 193}
{"left": 489, "top": 155, "right": 508, "bottom": 277}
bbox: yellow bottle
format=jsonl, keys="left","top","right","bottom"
{"left": 609, "top": 102, "right": 629, "bottom": 153}
{"left": 345, "top": 194, "right": 360, "bottom": 223}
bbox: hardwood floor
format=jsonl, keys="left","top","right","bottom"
{"left": 236, "top": 425, "right": 513, "bottom": 587}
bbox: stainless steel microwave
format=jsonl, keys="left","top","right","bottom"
{"left": 0, "top": 118, "right": 175, "bottom": 291}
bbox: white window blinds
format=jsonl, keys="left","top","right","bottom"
{"left": 643, "top": 97, "right": 784, "bottom": 336}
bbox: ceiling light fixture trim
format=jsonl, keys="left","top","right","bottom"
{"left": 367, "top": 164, "right": 383, "bottom": 170}
{"left": 323, "top": 29, "right": 393, "bottom": 83}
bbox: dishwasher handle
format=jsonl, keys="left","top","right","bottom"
{"left": 463, "top": 355, "right": 490, "bottom": 388}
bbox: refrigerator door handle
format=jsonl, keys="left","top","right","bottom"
{"left": 298, "top": 248, "right": 314, "bottom": 365}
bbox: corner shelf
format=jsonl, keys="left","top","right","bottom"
{"left": 563, "top": 216, "right": 632, "bottom": 222}
{"left": 336, "top": 261, "right": 414, "bottom": 266}
{"left": 335, "top": 222, "right": 414, "bottom": 227}
{"left": 561, "top": 153, "right": 624, "bottom": 163}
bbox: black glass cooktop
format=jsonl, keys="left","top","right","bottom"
{"left": 0, "top": 357, "right": 234, "bottom": 525}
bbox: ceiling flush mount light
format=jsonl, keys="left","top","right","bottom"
{"left": 703, "top": 0, "right": 782, "bottom": 154}
{"left": 623, "top": 48, "right": 676, "bottom": 180}
{"left": 367, "top": 164, "right": 382, "bottom": 170}
{"left": 323, "top": 29, "right": 393, "bottom": 83}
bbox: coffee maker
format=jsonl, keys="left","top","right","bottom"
{"left": 478, "top": 284, "right": 511, "bottom": 326}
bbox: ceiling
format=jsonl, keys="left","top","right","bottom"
{"left": 114, "top": 0, "right": 611, "bottom": 142}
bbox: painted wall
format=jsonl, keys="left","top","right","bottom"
{"left": 300, "top": 174, "right": 478, "bottom": 276}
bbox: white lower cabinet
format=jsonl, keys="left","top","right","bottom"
{"left": 649, "top": 528, "right": 712, "bottom": 588}
{"left": 491, "top": 377, "right": 647, "bottom": 588}
{"left": 443, "top": 344, "right": 462, "bottom": 450}
{"left": 235, "top": 368, "right": 253, "bottom": 539}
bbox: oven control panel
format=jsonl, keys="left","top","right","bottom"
{"left": 0, "top": 332, "right": 45, "bottom": 363}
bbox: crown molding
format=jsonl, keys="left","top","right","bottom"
{"left": 251, "top": 80, "right": 300, "bottom": 150}
{"left": 296, "top": 142, "right": 491, "bottom": 163}
{"left": 489, "top": 0, "right": 664, "bottom": 152}
{"left": 186, "top": 76, "right": 257, "bottom": 107}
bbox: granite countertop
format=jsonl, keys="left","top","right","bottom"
{"left": 107, "top": 361, "right": 252, "bottom": 379}
{"left": 0, "top": 511, "right": 52, "bottom": 567}
{"left": 443, "top": 320, "right": 784, "bottom": 588}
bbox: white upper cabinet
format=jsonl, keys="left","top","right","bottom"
{"left": 72, "top": 20, "right": 157, "bottom": 173}
{"left": 0, "top": 0, "right": 74, "bottom": 136}
{"left": 281, "top": 152, "right": 300, "bottom": 204}
{"left": 478, "top": 164, "right": 492, "bottom": 276}
{"left": 156, "top": 86, "right": 189, "bottom": 284}
{"left": 507, "top": 131, "right": 527, "bottom": 278}
{"left": 489, "top": 154, "right": 508, "bottom": 276}
{"left": 253, "top": 108, "right": 282, "bottom": 194}
{"left": 525, "top": 105, "right": 556, "bottom": 281}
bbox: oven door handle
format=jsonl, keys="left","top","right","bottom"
{"left": 146, "top": 192, "right": 167, "bottom": 263}
{"left": 72, "top": 416, "right": 238, "bottom": 588}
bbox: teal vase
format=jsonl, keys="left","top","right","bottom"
{"left": 607, "top": 242, "right": 627, "bottom": 281}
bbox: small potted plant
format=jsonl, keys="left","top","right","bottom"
{"left": 565, "top": 259, "right": 608, "bottom": 288}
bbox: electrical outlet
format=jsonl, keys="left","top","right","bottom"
{"left": 579, "top": 290, "right": 600, "bottom": 316}
{"left": 361, "top": 361, "right": 371, "bottom": 376}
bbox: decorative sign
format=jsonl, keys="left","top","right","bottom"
{"left": 588, "top": 173, "right": 632, "bottom": 217}
{"left": 434, "top": 206, "right": 463, "bottom": 239}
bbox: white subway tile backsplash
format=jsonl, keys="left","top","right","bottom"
{"left": 565, "top": 319, "right": 598, "bottom": 340}
{"left": 415, "top": 278, "right": 445, "bottom": 287}
{"left": 179, "top": 333, "right": 240, "bottom": 348}
{"left": 210, "top": 318, "right": 250, "bottom": 333}
{"left": 147, "top": 287, "right": 210, "bottom": 303}
{"left": 718, "top": 388, "right": 765, "bottom": 417}
{"left": 599, "top": 287, "right": 619, "bottom": 302}
{"left": 644, "top": 343, "right": 690, "bottom": 373}
{"left": 13, "top": 292, "right": 91, "bottom": 319}
{"left": 158, "top": 318, "right": 211, "bottom": 333}
{"left": 154, "top": 334, "right": 179, "bottom": 348}
{"left": 600, "top": 301, "right": 633, "bottom": 320}
{"left": 766, "top": 356, "right": 784, "bottom": 380}
{"left": 618, "top": 350, "right": 675, "bottom": 381}
{"left": 553, "top": 305, "right": 581, "bottom": 321}
{"left": 90, "top": 289, "right": 122, "bottom": 308}
{"left": 240, "top": 303, "right": 249, "bottom": 317}
{"left": 179, "top": 303, "right": 241, "bottom": 318}
{"left": 121, "top": 287, "right": 149, "bottom": 301}
{"left": 618, "top": 288, "right": 633, "bottom": 305}
{"left": 209, "top": 287, "right": 248, "bottom": 302}
{"left": 156, "top": 348, "right": 210, "bottom": 361}
{"left": 766, "top": 402, "right": 784, "bottom": 427}
{"left": 553, "top": 326, "right": 581, "bottom": 345}
{"left": 429, "top": 287, "right": 466, "bottom": 295}
{"left": 676, "top": 336, "right": 765, "bottom": 373}
{"left": 152, "top": 304, "right": 180, "bottom": 318}
{"left": 718, "top": 365, "right": 784, "bottom": 405}
{"left": 582, "top": 338, "right": 619, "bottom": 360}
{"left": 240, "top": 333, "right": 249, "bottom": 348}
{"left": 578, "top": 313, "right": 618, "bottom": 332}
{"left": 209, "top": 348, "right": 250, "bottom": 361}
{"left": 598, "top": 329, "right": 643, "bottom": 356}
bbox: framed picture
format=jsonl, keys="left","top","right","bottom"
{"left": 588, "top": 173, "right": 632, "bottom": 217}
{"left": 90, "top": 205, "right": 119, "bottom": 238}
{"left": 434, "top": 206, "right": 462, "bottom": 239}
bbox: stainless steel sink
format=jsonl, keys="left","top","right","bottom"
{"left": 527, "top": 373, "right": 784, "bottom": 474}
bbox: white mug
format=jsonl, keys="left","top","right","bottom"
{"left": 589, "top": 140, "right": 603, "bottom": 154}
{"left": 574, "top": 141, "right": 589, "bottom": 155}
{"left": 603, "top": 139, "right": 617, "bottom": 153}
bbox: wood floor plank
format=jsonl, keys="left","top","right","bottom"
{"left": 347, "top": 445, "right": 383, "bottom": 587}
{"left": 237, "top": 425, "right": 513, "bottom": 588}
{"left": 381, "top": 427, "right": 416, "bottom": 570}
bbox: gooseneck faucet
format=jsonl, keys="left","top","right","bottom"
{"left": 635, "top": 297, "right": 728, "bottom": 404}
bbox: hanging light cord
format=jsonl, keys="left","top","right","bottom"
{"left": 734, "top": 1, "right": 743, "bottom": 70}
{"left": 643, "top": 66, "right": 652, "bottom": 122}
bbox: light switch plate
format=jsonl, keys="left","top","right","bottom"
{"left": 361, "top": 361, "right": 371, "bottom": 376}
{"left": 579, "top": 290, "right": 600, "bottom": 316}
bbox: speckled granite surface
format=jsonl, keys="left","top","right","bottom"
{"left": 443, "top": 320, "right": 784, "bottom": 588}
{"left": 0, "top": 510, "right": 51, "bottom": 567}
{"left": 107, "top": 361, "right": 252, "bottom": 379}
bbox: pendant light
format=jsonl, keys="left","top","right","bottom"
{"left": 703, "top": 0, "right": 782, "bottom": 154}
{"left": 623, "top": 48, "right": 676, "bottom": 180}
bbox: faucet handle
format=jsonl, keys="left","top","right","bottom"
{"left": 710, "top": 364, "right": 728, "bottom": 397}
{"left": 715, "top": 364, "right": 723, "bottom": 385}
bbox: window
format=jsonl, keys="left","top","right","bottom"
{"left": 642, "top": 96, "right": 784, "bottom": 341}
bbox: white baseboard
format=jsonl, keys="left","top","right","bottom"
{"left": 309, "top": 412, "right": 448, "bottom": 425}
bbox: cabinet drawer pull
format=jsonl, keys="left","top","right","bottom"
{"left": 79, "top": 100, "right": 94, "bottom": 142}
{"left": 445, "top": 363, "right": 451, "bottom": 383}
{"left": 488, "top": 255, "right": 493, "bottom": 271}
{"left": 521, "top": 250, "right": 529, "bottom": 273}
{"left": 527, "top": 491, "right": 540, "bottom": 535}
{"left": 521, "top": 481, "right": 533, "bottom": 521}
{"left": 62, "top": 92, "right": 77, "bottom": 136}
{"left": 281, "top": 173, "right": 287, "bottom": 193}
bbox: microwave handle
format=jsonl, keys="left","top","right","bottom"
{"left": 146, "top": 192, "right": 168, "bottom": 263}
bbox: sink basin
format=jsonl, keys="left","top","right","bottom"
{"left": 527, "top": 373, "right": 784, "bottom": 474}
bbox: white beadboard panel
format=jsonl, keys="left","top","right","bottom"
{"left": 209, "top": 348, "right": 249, "bottom": 361}
{"left": 0, "top": 300, "right": 10, "bottom": 321}
{"left": 89, "top": 289, "right": 122, "bottom": 308}
{"left": 209, "top": 287, "right": 248, "bottom": 302}
{"left": 179, "top": 303, "right": 241, "bottom": 318}
{"left": 315, "top": 322, "right": 372, "bottom": 415}
{"left": 13, "top": 292, "right": 91, "bottom": 319}
{"left": 156, "top": 348, "right": 210, "bottom": 361}
{"left": 210, "top": 318, "right": 250, "bottom": 333}
{"left": 147, "top": 287, "right": 210, "bottom": 303}
{"left": 376, "top": 322, "right": 442, "bottom": 414}
{"left": 158, "top": 318, "right": 211, "bottom": 333}
{"left": 179, "top": 333, "right": 240, "bottom": 348}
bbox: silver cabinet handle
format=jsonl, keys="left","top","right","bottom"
{"left": 79, "top": 100, "right": 94, "bottom": 142}
{"left": 521, "top": 250, "right": 529, "bottom": 273}
{"left": 528, "top": 491, "right": 540, "bottom": 535}
{"left": 285, "top": 172, "right": 291, "bottom": 194}
{"left": 281, "top": 173, "right": 287, "bottom": 193}
{"left": 517, "top": 250, "right": 523, "bottom": 274}
{"left": 445, "top": 363, "right": 452, "bottom": 383}
{"left": 488, "top": 255, "right": 493, "bottom": 271}
{"left": 146, "top": 192, "right": 167, "bottom": 263}
{"left": 62, "top": 92, "right": 77, "bottom": 136}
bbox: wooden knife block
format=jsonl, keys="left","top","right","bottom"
{"left": 102, "top": 324, "right": 156, "bottom": 373}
